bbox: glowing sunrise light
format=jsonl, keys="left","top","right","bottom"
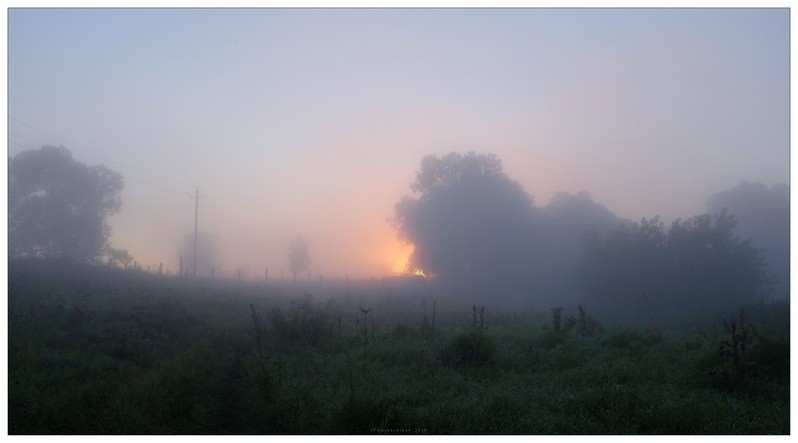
{"left": 384, "top": 241, "right": 414, "bottom": 276}
{"left": 385, "top": 242, "right": 432, "bottom": 278}
{"left": 385, "top": 240, "right": 427, "bottom": 277}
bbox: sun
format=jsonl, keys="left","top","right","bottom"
{"left": 384, "top": 241, "right": 433, "bottom": 278}
{"left": 385, "top": 241, "right": 414, "bottom": 275}
{"left": 392, "top": 247, "right": 413, "bottom": 274}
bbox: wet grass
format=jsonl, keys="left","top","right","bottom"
{"left": 8, "top": 260, "right": 790, "bottom": 434}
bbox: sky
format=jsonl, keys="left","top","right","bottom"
{"left": 7, "top": 8, "right": 790, "bottom": 279}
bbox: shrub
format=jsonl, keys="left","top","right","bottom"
{"left": 265, "top": 295, "right": 333, "bottom": 346}
{"left": 440, "top": 329, "right": 497, "bottom": 365}
{"left": 748, "top": 332, "right": 790, "bottom": 381}
{"left": 551, "top": 307, "right": 563, "bottom": 332}
{"left": 706, "top": 309, "right": 791, "bottom": 388}
{"left": 577, "top": 304, "right": 602, "bottom": 336}
{"left": 536, "top": 329, "right": 568, "bottom": 350}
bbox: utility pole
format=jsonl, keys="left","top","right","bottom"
{"left": 190, "top": 188, "right": 204, "bottom": 277}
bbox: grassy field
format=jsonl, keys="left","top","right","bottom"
{"left": 8, "top": 260, "right": 790, "bottom": 434}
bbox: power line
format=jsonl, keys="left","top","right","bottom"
{"left": 9, "top": 131, "right": 45, "bottom": 148}
{"left": 124, "top": 176, "right": 189, "bottom": 197}
{"left": 8, "top": 140, "right": 32, "bottom": 150}
{"left": 9, "top": 128, "right": 189, "bottom": 197}
{"left": 9, "top": 116, "right": 194, "bottom": 189}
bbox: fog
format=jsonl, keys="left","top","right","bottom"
{"left": 6, "top": 9, "right": 792, "bottom": 434}
{"left": 8, "top": 8, "right": 789, "bottom": 287}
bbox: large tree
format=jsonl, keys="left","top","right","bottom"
{"left": 390, "top": 152, "right": 538, "bottom": 303}
{"left": 9, "top": 146, "right": 124, "bottom": 263}
{"left": 706, "top": 181, "right": 789, "bottom": 300}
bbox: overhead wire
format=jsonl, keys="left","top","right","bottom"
{"left": 123, "top": 176, "right": 189, "bottom": 197}
{"left": 9, "top": 117, "right": 195, "bottom": 190}
{"left": 8, "top": 123, "right": 192, "bottom": 197}
{"left": 8, "top": 139, "right": 32, "bottom": 150}
{"left": 9, "top": 131, "right": 45, "bottom": 148}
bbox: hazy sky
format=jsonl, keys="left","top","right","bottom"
{"left": 7, "top": 8, "right": 789, "bottom": 278}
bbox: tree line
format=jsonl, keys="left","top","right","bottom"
{"left": 9, "top": 146, "right": 788, "bottom": 323}
{"left": 8, "top": 146, "right": 314, "bottom": 282}
{"left": 390, "top": 152, "right": 787, "bottom": 322}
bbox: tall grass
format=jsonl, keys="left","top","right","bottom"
{"left": 8, "top": 260, "right": 790, "bottom": 434}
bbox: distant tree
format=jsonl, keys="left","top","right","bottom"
{"left": 105, "top": 246, "right": 133, "bottom": 269}
{"left": 389, "top": 152, "right": 538, "bottom": 303}
{"left": 536, "top": 191, "right": 632, "bottom": 305}
{"left": 288, "top": 236, "right": 311, "bottom": 284}
{"left": 575, "top": 216, "right": 669, "bottom": 320}
{"left": 177, "top": 232, "right": 222, "bottom": 277}
{"left": 667, "top": 211, "right": 769, "bottom": 309}
{"left": 575, "top": 210, "right": 770, "bottom": 324}
{"left": 707, "top": 181, "right": 789, "bottom": 300}
{"left": 543, "top": 191, "right": 630, "bottom": 234}
{"left": 9, "top": 145, "right": 124, "bottom": 263}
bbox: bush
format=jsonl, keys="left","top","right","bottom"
{"left": 440, "top": 330, "right": 497, "bottom": 365}
{"left": 265, "top": 295, "right": 334, "bottom": 346}
{"left": 748, "top": 333, "right": 790, "bottom": 381}
{"left": 712, "top": 310, "right": 790, "bottom": 386}
{"left": 536, "top": 329, "right": 568, "bottom": 350}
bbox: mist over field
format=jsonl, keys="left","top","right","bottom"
{"left": 7, "top": 7, "right": 790, "bottom": 435}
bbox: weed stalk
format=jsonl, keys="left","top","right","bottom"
{"left": 551, "top": 307, "right": 563, "bottom": 332}
{"left": 249, "top": 303, "right": 270, "bottom": 402}
{"left": 432, "top": 299, "right": 438, "bottom": 332}
{"left": 359, "top": 307, "right": 373, "bottom": 380}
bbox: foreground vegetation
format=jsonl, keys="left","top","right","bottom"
{"left": 8, "top": 260, "right": 789, "bottom": 434}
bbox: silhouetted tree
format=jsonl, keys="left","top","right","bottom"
{"left": 105, "top": 246, "right": 133, "bottom": 269}
{"left": 9, "top": 146, "right": 124, "bottom": 263}
{"left": 575, "top": 210, "right": 770, "bottom": 325}
{"left": 543, "top": 191, "right": 630, "bottom": 235}
{"left": 667, "top": 211, "right": 768, "bottom": 309}
{"left": 390, "top": 152, "right": 538, "bottom": 303}
{"left": 707, "top": 181, "right": 788, "bottom": 300}
{"left": 535, "top": 191, "right": 631, "bottom": 305}
{"left": 177, "top": 232, "right": 222, "bottom": 277}
{"left": 289, "top": 236, "right": 311, "bottom": 284}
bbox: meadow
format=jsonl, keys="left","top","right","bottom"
{"left": 8, "top": 260, "right": 790, "bottom": 434}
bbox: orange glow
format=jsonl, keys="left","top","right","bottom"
{"left": 384, "top": 242, "right": 433, "bottom": 278}
{"left": 392, "top": 244, "right": 414, "bottom": 274}
{"left": 385, "top": 241, "right": 414, "bottom": 275}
